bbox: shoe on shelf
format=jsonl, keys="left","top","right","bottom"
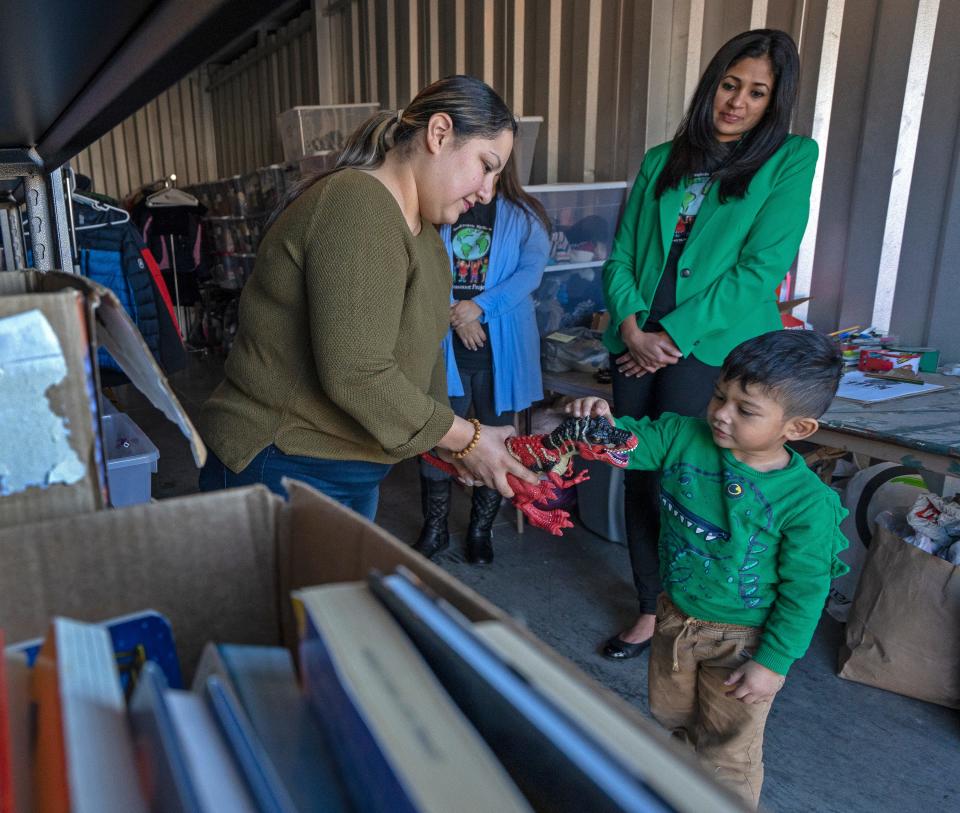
{"left": 601, "top": 634, "right": 651, "bottom": 661}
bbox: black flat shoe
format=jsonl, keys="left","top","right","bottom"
{"left": 601, "top": 634, "right": 651, "bottom": 660}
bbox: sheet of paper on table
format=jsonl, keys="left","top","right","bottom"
{"left": 836, "top": 371, "right": 946, "bottom": 404}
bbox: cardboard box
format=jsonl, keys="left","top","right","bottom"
{"left": 0, "top": 281, "right": 101, "bottom": 523}
{"left": 0, "top": 271, "right": 204, "bottom": 529}
{"left": 0, "top": 481, "right": 745, "bottom": 812}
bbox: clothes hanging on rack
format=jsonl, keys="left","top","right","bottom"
{"left": 73, "top": 199, "right": 187, "bottom": 383}
{"left": 131, "top": 196, "right": 208, "bottom": 305}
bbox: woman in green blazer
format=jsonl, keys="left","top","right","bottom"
{"left": 601, "top": 29, "right": 817, "bottom": 660}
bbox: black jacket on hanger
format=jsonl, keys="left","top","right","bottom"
{"left": 132, "top": 198, "right": 208, "bottom": 306}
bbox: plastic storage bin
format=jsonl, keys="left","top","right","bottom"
{"left": 533, "top": 264, "right": 606, "bottom": 336}
{"left": 298, "top": 150, "right": 337, "bottom": 177}
{"left": 101, "top": 412, "right": 159, "bottom": 507}
{"left": 576, "top": 459, "right": 626, "bottom": 544}
{"left": 278, "top": 103, "right": 380, "bottom": 162}
{"left": 194, "top": 175, "right": 246, "bottom": 216}
{"left": 513, "top": 116, "right": 542, "bottom": 184}
{"left": 212, "top": 253, "right": 257, "bottom": 290}
{"left": 524, "top": 182, "right": 628, "bottom": 271}
{"left": 241, "top": 165, "right": 287, "bottom": 215}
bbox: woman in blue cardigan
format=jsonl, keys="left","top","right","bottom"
{"left": 415, "top": 156, "right": 551, "bottom": 564}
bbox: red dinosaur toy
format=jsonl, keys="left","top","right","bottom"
{"left": 421, "top": 416, "right": 638, "bottom": 536}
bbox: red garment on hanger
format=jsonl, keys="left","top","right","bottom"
{"left": 140, "top": 246, "right": 182, "bottom": 338}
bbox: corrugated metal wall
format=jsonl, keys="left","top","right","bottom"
{"left": 317, "top": 0, "right": 806, "bottom": 185}
{"left": 208, "top": 9, "right": 320, "bottom": 176}
{"left": 71, "top": 70, "right": 218, "bottom": 200}
{"left": 67, "top": 0, "right": 960, "bottom": 360}
{"left": 807, "top": 0, "right": 956, "bottom": 358}
{"left": 314, "top": 0, "right": 958, "bottom": 359}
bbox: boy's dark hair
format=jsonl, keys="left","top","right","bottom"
{"left": 720, "top": 330, "right": 842, "bottom": 418}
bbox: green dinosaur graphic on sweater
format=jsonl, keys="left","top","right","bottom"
{"left": 614, "top": 412, "right": 851, "bottom": 675}
{"left": 658, "top": 462, "right": 774, "bottom": 610}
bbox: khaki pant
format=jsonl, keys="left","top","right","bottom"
{"left": 649, "top": 593, "right": 772, "bottom": 809}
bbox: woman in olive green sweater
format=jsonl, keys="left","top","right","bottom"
{"left": 600, "top": 30, "right": 818, "bottom": 660}
{"left": 198, "top": 76, "right": 536, "bottom": 519}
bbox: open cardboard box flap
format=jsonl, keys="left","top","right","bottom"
{"left": 9, "top": 270, "right": 205, "bottom": 467}
{"left": 0, "top": 479, "right": 745, "bottom": 812}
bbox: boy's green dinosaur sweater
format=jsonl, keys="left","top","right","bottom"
{"left": 615, "top": 413, "right": 849, "bottom": 675}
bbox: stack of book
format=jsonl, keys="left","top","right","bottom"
{"left": 0, "top": 570, "right": 691, "bottom": 812}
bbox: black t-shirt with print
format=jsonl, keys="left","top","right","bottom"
{"left": 644, "top": 172, "right": 711, "bottom": 333}
{"left": 451, "top": 200, "right": 496, "bottom": 367}
{"left": 644, "top": 143, "right": 736, "bottom": 334}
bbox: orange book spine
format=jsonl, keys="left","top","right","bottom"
{"left": 0, "top": 631, "right": 14, "bottom": 813}
{"left": 31, "top": 638, "right": 69, "bottom": 813}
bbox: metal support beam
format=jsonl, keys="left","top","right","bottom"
{"left": 6, "top": 206, "right": 26, "bottom": 269}
{"left": 48, "top": 166, "right": 76, "bottom": 273}
{"left": 23, "top": 173, "right": 52, "bottom": 270}
{"left": 0, "top": 205, "right": 13, "bottom": 270}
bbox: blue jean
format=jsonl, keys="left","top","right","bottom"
{"left": 198, "top": 445, "right": 392, "bottom": 521}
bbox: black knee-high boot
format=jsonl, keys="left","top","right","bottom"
{"left": 466, "top": 486, "right": 501, "bottom": 565}
{"left": 413, "top": 476, "right": 451, "bottom": 559}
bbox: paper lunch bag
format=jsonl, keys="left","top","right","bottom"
{"left": 838, "top": 525, "right": 960, "bottom": 708}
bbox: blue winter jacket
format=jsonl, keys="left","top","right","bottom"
{"left": 441, "top": 197, "right": 550, "bottom": 415}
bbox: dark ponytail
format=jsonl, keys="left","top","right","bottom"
{"left": 267, "top": 75, "right": 517, "bottom": 231}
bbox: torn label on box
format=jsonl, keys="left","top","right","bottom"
{"left": 0, "top": 309, "right": 86, "bottom": 495}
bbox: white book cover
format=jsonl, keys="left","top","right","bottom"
{"left": 295, "top": 583, "right": 532, "bottom": 813}
{"left": 836, "top": 371, "right": 944, "bottom": 403}
{"left": 165, "top": 691, "right": 258, "bottom": 813}
{"left": 53, "top": 618, "right": 147, "bottom": 813}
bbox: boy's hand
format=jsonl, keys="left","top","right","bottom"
{"left": 724, "top": 660, "right": 785, "bottom": 704}
{"left": 564, "top": 397, "right": 613, "bottom": 421}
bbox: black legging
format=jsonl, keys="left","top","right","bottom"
{"left": 420, "top": 366, "right": 515, "bottom": 481}
{"left": 611, "top": 352, "right": 721, "bottom": 614}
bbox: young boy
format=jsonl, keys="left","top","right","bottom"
{"left": 567, "top": 329, "right": 849, "bottom": 809}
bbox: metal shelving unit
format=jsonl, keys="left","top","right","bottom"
{"left": 0, "top": 0, "right": 291, "bottom": 271}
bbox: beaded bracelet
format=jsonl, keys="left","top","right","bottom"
{"left": 452, "top": 418, "right": 482, "bottom": 460}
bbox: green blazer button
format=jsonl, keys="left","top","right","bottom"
{"left": 680, "top": 268, "right": 692, "bottom": 278}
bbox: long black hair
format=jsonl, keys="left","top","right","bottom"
{"left": 655, "top": 29, "right": 800, "bottom": 202}
{"left": 495, "top": 153, "right": 551, "bottom": 233}
{"left": 267, "top": 75, "right": 517, "bottom": 230}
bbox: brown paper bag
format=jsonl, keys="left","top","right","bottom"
{"left": 838, "top": 525, "right": 960, "bottom": 708}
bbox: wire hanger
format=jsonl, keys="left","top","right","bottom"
{"left": 67, "top": 167, "right": 131, "bottom": 231}
{"left": 146, "top": 174, "right": 198, "bottom": 208}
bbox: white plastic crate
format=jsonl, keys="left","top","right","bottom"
{"left": 524, "top": 182, "right": 628, "bottom": 271}
{"left": 278, "top": 103, "right": 380, "bottom": 162}
{"left": 101, "top": 413, "right": 159, "bottom": 507}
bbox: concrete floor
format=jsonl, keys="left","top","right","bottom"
{"left": 114, "top": 353, "right": 959, "bottom": 813}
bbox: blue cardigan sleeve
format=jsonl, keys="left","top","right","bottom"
{"left": 473, "top": 211, "right": 549, "bottom": 321}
